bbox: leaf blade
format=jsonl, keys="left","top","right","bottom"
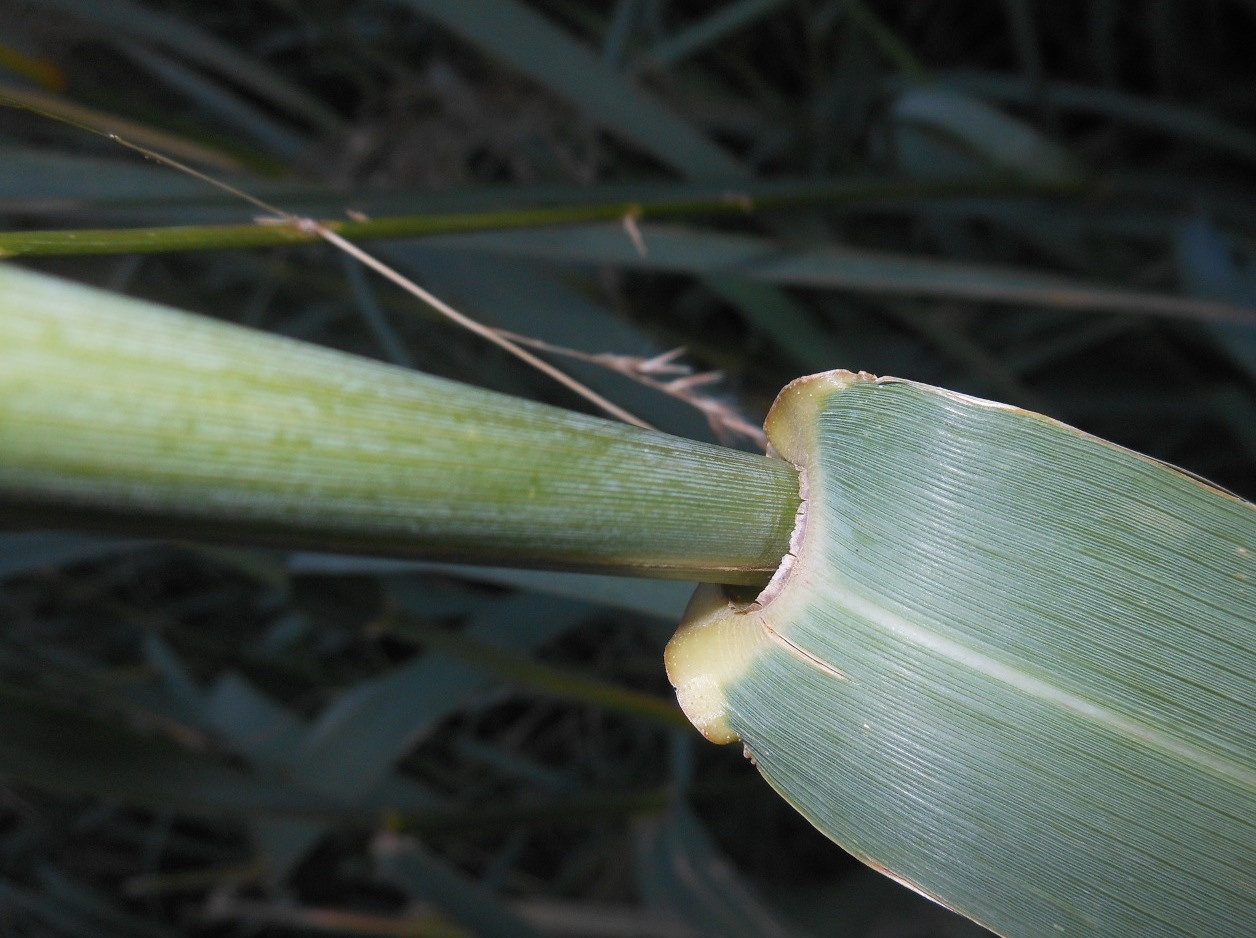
{"left": 667, "top": 371, "right": 1256, "bottom": 938}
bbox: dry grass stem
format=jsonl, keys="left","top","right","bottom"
{"left": 101, "top": 132, "right": 658, "bottom": 431}
{"left": 497, "top": 333, "right": 768, "bottom": 449}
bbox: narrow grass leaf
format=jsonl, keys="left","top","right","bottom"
{"left": 376, "top": 837, "right": 547, "bottom": 938}
{"left": 141, "top": 632, "right": 207, "bottom": 728}
{"left": 426, "top": 222, "right": 1256, "bottom": 323}
{"left": 634, "top": 804, "right": 802, "bottom": 938}
{"left": 284, "top": 555, "right": 692, "bottom": 621}
{"left": 397, "top": 0, "right": 747, "bottom": 179}
{"left": 0, "top": 682, "right": 339, "bottom": 816}
{"left": 205, "top": 671, "right": 441, "bottom": 876}
{"left": 837, "top": 0, "right": 928, "bottom": 80}
{"left": 33, "top": 868, "right": 177, "bottom": 938}
{"left": 294, "top": 594, "right": 591, "bottom": 799}
{"left": 30, "top": 0, "right": 343, "bottom": 132}
{"left": 206, "top": 672, "right": 308, "bottom": 764}
{"left": 0, "top": 878, "right": 173, "bottom": 938}
{"left": 638, "top": 0, "right": 792, "bottom": 69}
{"left": 1174, "top": 214, "right": 1256, "bottom": 381}
{"left": 704, "top": 275, "right": 856, "bottom": 373}
{"left": 208, "top": 675, "right": 343, "bottom": 877}
{"left": 936, "top": 69, "right": 1256, "bottom": 165}
{"left": 890, "top": 87, "right": 1083, "bottom": 184}
{"left": 381, "top": 613, "right": 689, "bottom": 728}
{"left": 0, "top": 145, "right": 267, "bottom": 214}
{"left": 0, "top": 531, "right": 147, "bottom": 579}
{"left": 114, "top": 42, "right": 309, "bottom": 160}
{"left": 0, "top": 174, "right": 1086, "bottom": 252}
{"left": 0, "top": 87, "right": 246, "bottom": 173}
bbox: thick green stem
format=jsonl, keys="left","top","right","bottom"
{"left": 0, "top": 265, "right": 798, "bottom": 584}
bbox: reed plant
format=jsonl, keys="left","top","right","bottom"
{"left": 1, "top": 2, "right": 1253, "bottom": 936}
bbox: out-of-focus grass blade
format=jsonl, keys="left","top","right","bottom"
{"left": 638, "top": 0, "right": 790, "bottom": 69}
{"left": 0, "top": 682, "right": 339, "bottom": 816}
{"left": 666, "top": 371, "right": 1255, "bottom": 938}
{"left": 855, "top": 0, "right": 930, "bottom": 78}
{"left": 398, "top": 0, "right": 746, "bottom": 179}
{"left": 340, "top": 252, "right": 415, "bottom": 368}
{"left": 0, "top": 531, "right": 148, "bottom": 579}
{"left": 206, "top": 898, "right": 472, "bottom": 938}
{"left": 936, "top": 69, "right": 1256, "bottom": 164}
{"left": 1052, "top": 385, "right": 1256, "bottom": 466}
{"left": 1001, "top": 0, "right": 1045, "bottom": 95}
{"left": 704, "top": 276, "right": 858, "bottom": 373}
{"left": 0, "top": 40, "right": 65, "bottom": 90}
{"left": 210, "top": 576, "right": 594, "bottom": 900}
{"left": 0, "top": 146, "right": 207, "bottom": 207}
{"left": 1174, "top": 214, "right": 1256, "bottom": 380}
{"left": 34, "top": 868, "right": 177, "bottom": 938}
{"left": 1087, "top": 1, "right": 1120, "bottom": 85}
{"left": 376, "top": 836, "right": 547, "bottom": 938}
{"left": 397, "top": 788, "right": 673, "bottom": 837}
{"left": 0, "top": 877, "right": 177, "bottom": 938}
{"left": 426, "top": 222, "right": 1256, "bottom": 323}
{"left": 378, "top": 612, "right": 689, "bottom": 728}
{"left": 773, "top": 868, "right": 990, "bottom": 938}
{"left": 0, "top": 172, "right": 1067, "bottom": 223}
{"left": 114, "top": 43, "right": 309, "bottom": 160}
{"left": 294, "top": 594, "right": 592, "bottom": 799}
{"left": 205, "top": 671, "right": 440, "bottom": 876}
{"left": 141, "top": 631, "right": 207, "bottom": 728}
{"left": 515, "top": 900, "right": 700, "bottom": 938}
{"left": 600, "top": 0, "right": 640, "bottom": 66}
{"left": 634, "top": 804, "right": 802, "bottom": 938}
{"left": 286, "top": 553, "right": 692, "bottom": 621}
{"left": 206, "top": 673, "right": 307, "bottom": 764}
{"left": 212, "top": 678, "right": 347, "bottom": 876}
{"left": 0, "top": 86, "right": 246, "bottom": 172}
{"left": 30, "top": 0, "right": 343, "bottom": 133}
{"left": 876, "top": 299, "right": 1048, "bottom": 411}
{"left": 890, "top": 87, "right": 1083, "bottom": 184}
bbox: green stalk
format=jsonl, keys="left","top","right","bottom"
{"left": 0, "top": 264, "right": 797, "bottom": 584}
{"left": 0, "top": 176, "right": 1085, "bottom": 258}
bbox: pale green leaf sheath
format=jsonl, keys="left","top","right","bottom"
{"left": 0, "top": 265, "right": 796, "bottom": 583}
{"left": 667, "top": 371, "right": 1255, "bottom": 938}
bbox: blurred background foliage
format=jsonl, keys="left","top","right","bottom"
{"left": 0, "top": 0, "right": 1253, "bottom": 935}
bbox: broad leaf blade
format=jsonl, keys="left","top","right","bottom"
{"left": 667, "top": 371, "right": 1255, "bottom": 938}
